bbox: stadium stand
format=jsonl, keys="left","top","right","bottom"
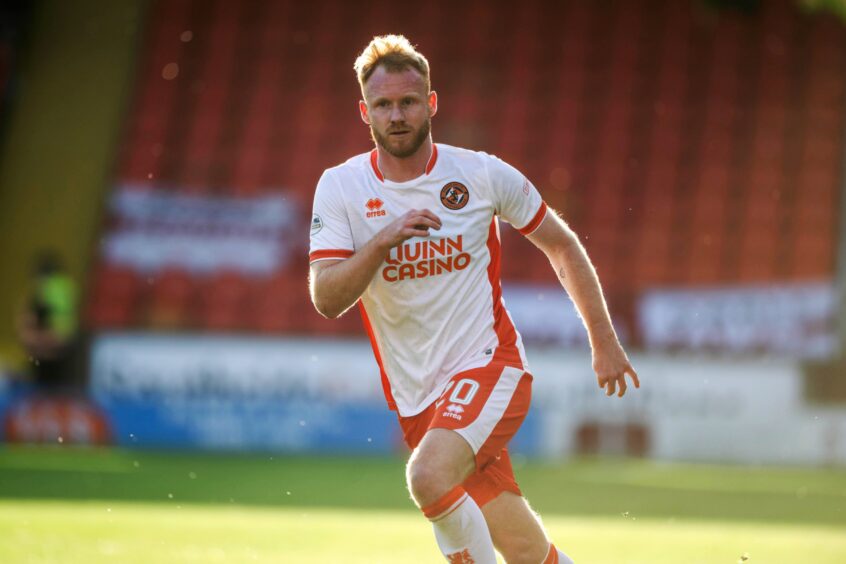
{"left": 88, "top": 0, "right": 845, "bottom": 348}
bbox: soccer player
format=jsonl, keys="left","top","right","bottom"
{"left": 309, "top": 35, "right": 639, "bottom": 564}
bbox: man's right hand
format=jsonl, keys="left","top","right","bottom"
{"left": 375, "top": 208, "right": 442, "bottom": 250}
{"left": 310, "top": 208, "right": 442, "bottom": 318}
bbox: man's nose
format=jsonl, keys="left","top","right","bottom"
{"left": 389, "top": 104, "right": 404, "bottom": 122}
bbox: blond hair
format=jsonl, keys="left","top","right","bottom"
{"left": 354, "top": 34, "right": 431, "bottom": 92}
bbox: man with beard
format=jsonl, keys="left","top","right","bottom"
{"left": 308, "top": 35, "right": 639, "bottom": 564}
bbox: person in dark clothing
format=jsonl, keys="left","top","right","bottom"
{"left": 16, "top": 251, "right": 80, "bottom": 390}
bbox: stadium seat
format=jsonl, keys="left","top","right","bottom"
{"left": 86, "top": 265, "right": 143, "bottom": 328}
{"left": 199, "top": 271, "right": 251, "bottom": 331}
{"left": 147, "top": 269, "right": 196, "bottom": 329}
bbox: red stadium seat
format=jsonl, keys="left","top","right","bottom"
{"left": 199, "top": 271, "right": 251, "bottom": 331}
{"left": 147, "top": 268, "right": 196, "bottom": 329}
{"left": 86, "top": 265, "right": 143, "bottom": 328}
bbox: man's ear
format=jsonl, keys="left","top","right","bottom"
{"left": 359, "top": 100, "right": 370, "bottom": 125}
{"left": 428, "top": 91, "right": 438, "bottom": 118}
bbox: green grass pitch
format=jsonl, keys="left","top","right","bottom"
{"left": 0, "top": 446, "right": 844, "bottom": 563}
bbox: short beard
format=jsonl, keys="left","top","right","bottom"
{"left": 371, "top": 118, "right": 431, "bottom": 158}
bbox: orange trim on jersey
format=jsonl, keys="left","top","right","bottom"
{"left": 309, "top": 249, "right": 354, "bottom": 262}
{"left": 543, "top": 544, "right": 559, "bottom": 564}
{"left": 369, "top": 144, "right": 438, "bottom": 182}
{"left": 486, "top": 218, "right": 523, "bottom": 367}
{"left": 369, "top": 150, "right": 385, "bottom": 181}
{"left": 422, "top": 485, "right": 466, "bottom": 519}
{"left": 425, "top": 143, "right": 439, "bottom": 174}
{"left": 359, "top": 303, "right": 397, "bottom": 410}
{"left": 518, "top": 201, "right": 548, "bottom": 235}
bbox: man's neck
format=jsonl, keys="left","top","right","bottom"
{"left": 376, "top": 138, "right": 434, "bottom": 182}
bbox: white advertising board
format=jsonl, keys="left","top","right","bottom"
{"left": 90, "top": 334, "right": 384, "bottom": 403}
{"left": 89, "top": 334, "right": 846, "bottom": 465}
{"left": 638, "top": 282, "right": 837, "bottom": 359}
{"left": 99, "top": 185, "right": 302, "bottom": 275}
{"left": 529, "top": 351, "right": 846, "bottom": 465}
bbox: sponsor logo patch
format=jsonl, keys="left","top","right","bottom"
{"left": 440, "top": 182, "right": 469, "bottom": 210}
{"left": 382, "top": 235, "right": 471, "bottom": 282}
{"left": 310, "top": 214, "right": 323, "bottom": 234}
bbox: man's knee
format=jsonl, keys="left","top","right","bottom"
{"left": 406, "top": 453, "right": 453, "bottom": 506}
{"left": 405, "top": 430, "right": 475, "bottom": 507}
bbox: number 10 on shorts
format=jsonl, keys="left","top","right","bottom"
{"left": 445, "top": 378, "right": 480, "bottom": 405}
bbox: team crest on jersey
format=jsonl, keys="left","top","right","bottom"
{"left": 440, "top": 182, "right": 469, "bottom": 210}
{"left": 310, "top": 214, "right": 323, "bottom": 234}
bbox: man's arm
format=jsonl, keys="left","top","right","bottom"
{"left": 309, "top": 208, "right": 442, "bottom": 318}
{"left": 526, "top": 208, "right": 640, "bottom": 397}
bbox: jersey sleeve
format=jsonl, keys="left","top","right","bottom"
{"left": 309, "top": 170, "right": 355, "bottom": 263}
{"left": 485, "top": 154, "right": 547, "bottom": 236}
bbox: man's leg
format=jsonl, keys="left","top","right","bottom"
{"left": 407, "top": 428, "right": 498, "bottom": 564}
{"left": 402, "top": 363, "right": 532, "bottom": 563}
{"left": 482, "top": 491, "right": 575, "bottom": 564}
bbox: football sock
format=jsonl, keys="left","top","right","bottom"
{"left": 422, "top": 486, "right": 498, "bottom": 564}
{"left": 543, "top": 543, "right": 575, "bottom": 564}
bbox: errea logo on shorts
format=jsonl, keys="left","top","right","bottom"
{"left": 365, "top": 198, "right": 386, "bottom": 218}
{"left": 443, "top": 404, "right": 464, "bottom": 421}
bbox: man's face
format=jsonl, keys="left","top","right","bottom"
{"left": 360, "top": 66, "right": 437, "bottom": 158}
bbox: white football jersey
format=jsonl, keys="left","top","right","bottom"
{"left": 309, "top": 143, "right": 547, "bottom": 416}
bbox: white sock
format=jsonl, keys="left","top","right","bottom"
{"left": 556, "top": 548, "right": 575, "bottom": 564}
{"left": 559, "top": 549, "right": 575, "bottom": 564}
{"left": 422, "top": 486, "right": 497, "bottom": 564}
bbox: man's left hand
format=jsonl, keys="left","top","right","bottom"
{"left": 592, "top": 343, "right": 640, "bottom": 398}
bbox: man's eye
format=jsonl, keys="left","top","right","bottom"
{"left": 377, "top": 101, "right": 390, "bottom": 108}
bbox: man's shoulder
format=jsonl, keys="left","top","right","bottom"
{"left": 437, "top": 143, "right": 494, "bottom": 164}
{"left": 437, "top": 144, "right": 509, "bottom": 178}
{"left": 321, "top": 151, "right": 371, "bottom": 180}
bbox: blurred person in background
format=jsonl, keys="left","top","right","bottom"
{"left": 16, "top": 250, "right": 81, "bottom": 391}
{"left": 309, "top": 35, "right": 639, "bottom": 564}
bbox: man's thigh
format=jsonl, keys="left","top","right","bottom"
{"left": 429, "top": 362, "right": 533, "bottom": 470}
{"left": 408, "top": 428, "right": 477, "bottom": 489}
{"left": 398, "top": 362, "right": 533, "bottom": 507}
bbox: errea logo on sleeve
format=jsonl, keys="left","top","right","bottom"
{"left": 365, "top": 198, "right": 386, "bottom": 218}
